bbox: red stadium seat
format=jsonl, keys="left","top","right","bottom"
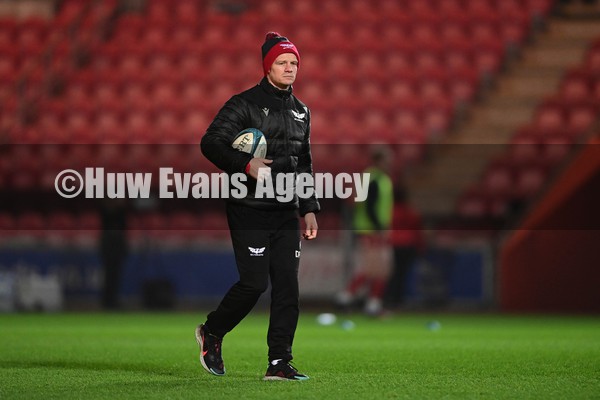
{"left": 47, "top": 211, "right": 78, "bottom": 233}
{"left": 112, "top": 13, "right": 144, "bottom": 41}
{"left": 534, "top": 101, "right": 566, "bottom": 132}
{"left": 127, "top": 145, "right": 158, "bottom": 172}
{"left": 329, "top": 111, "right": 362, "bottom": 144}
{"left": 54, "top": 0, "right": 86, "bottom": 27}
{"left": 295, "top": 51, "right": 325, "bottom": 83}
{"left": 559, "top": 74, "right": 592, "bottom": 103}
{"left": 0, "top": 18, "right": 17, "bottom": 45}
{"left": 117, "top": 53, "right": 146, "bottom": 81}
{"left": 419, "top": 79, "right": 449, "bottom": 104}
{"left": 357, "top": 81, "right": 391, "bottom": 113}
{"left": 291, "top": 25, "right": 324, "bottom": 54}
{"left": 66, "top": 111, "right": 98, "bottom": 143}
{"left": 481, "top": 158, "right": 515, "bottom": 198}
{"left": 449, "top": 67, "right": 480, "bottom": 104}
{"left": 78, "top": 211, "right": 101, "bottom": 230}
{"left": 146, "top": 54, "right": 176, "bottom": 81}
{"left": 123, "top": 111, "right": 155, "bottom": 144}
{"left": 319, "top": 0, "right": 349, "bottom": 18}
{"left": 409, "top": 25, "right": 443, "bottom": 54}
{"left": 509, "top": 128, "right": 543, "bottom": 162}
{"left": 362, "top": 110, "right": 393, "bottom": 143}
{"left": 122, "top": 83, "right": 153, "bottom": 113}
{"left": 513, "top": 163, "right": 548, "bottom": 199}
{"left": 18, "top": 17, "right": 47, "bottom": 42}
{"left": 500, "top": 17, "right": 530, "bottom": 47}
{"left": 167, "top": 211, "right": 204, "bottom": 243}
{"left": 154, "top": 111, "right": 181, "bottom": 143}
{"left": 423, "top": 108, "right": 453, "bottom": 139}
{"left": 324, "top": 53, "right": 355, "bottom": 84}
{"left": 331, "top": 81, "right": 361, "bottom": 113}
{"left": 94, "top": 111, "right": 124, "bottom": 145}
{"left": 319, "top": 26, "right": 351, "bottom": 54}
{"left": 16, "top": 212, "right": 47, "bottom": 240}
{"left": 584, "top": 48, "right": 600, "bottom": 73}
{"left": 540, "top": 136, "right": 573, "bottom": 167}
{"left": 179, "top": 53, "right": 204, "bottom": 77}
{"left": 440, "top": 21, "right": 469, "bottom": 48}
{"left": 456, "top": 185, "right": 489, "bottom": 219}
{"left": 414, "top": 52, "right": 445, "bottom": 79}
{"left": 566, "top": 104, "right": 597, "bottom": 135}
{"left": 593, "top": 80, "right": 600, "bottom": 104}
{"left": 174, "top": 110, "right": 210, "bottom": 145}
{"left": 39, "top": 150, "right": 78, "bottom": 191}
{"left": 174, "top": 0, "right": 200, "bottom": 23}
{"left": 149, "top": 82, "right": 180, "bottom": 110}
{"left": 76, "top": 211, "right": 100, "bottom": 243}
{"left": 66, "top": 145, "right": 97, "bottom": 170}
{"left": 96, "top": 145, "right": 129, "bottom": 170}
{"left": 388, "top": 79, "right": 418, "bottom": 105}
{"left": 196, "top": 212, "right": 230, "bottom": 241}
{"left": 92, "top": 83, "right": 122, "bottom": 113}
{"left": 0, "top": 55, "right": 17, "bottom": 80}
{"left": 132, "top": 211, "right": 170, "bottom": 241}
{"left": 0, "top": 212, "right": 16, "bottom": 240}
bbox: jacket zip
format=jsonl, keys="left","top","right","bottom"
{"left": 282, "top": 95, "right": 291, "bottom": 167}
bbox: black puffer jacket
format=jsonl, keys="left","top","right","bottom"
{"left": 201, "top": 78, "right": 320, "bottom": 216}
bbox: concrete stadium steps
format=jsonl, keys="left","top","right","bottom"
{"left": 406, "top": 18, "right": 600, "bottom": 217}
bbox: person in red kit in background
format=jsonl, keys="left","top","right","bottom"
{"left": 197, "top": 32, "right": 319, "bottom": 381}
{"left": 335, "top": 147, "right": 394, "bottom": 316}
{"left": 382, "top": 185, "right": 424, "bottom": 313}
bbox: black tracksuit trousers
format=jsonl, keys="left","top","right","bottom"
{"left": 204, "top": 203, "right": 301, "bottom": 362}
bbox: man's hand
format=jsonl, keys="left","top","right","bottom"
{"left": 303, "top": 212, "right": 318, "bottom": 240}
{"left": 247, "top": 158, "right": 273, "bottom": 180}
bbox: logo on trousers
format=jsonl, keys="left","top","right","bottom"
{"left": 249, "top": 247, "right": 266, "bottom": 256}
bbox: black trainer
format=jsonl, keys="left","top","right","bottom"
{"left": 195, "top": 324, "right": 225, "bottom": 376}
{"left": 263, "top": 360, "right": 309, "bottom": 381}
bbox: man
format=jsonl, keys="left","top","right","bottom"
{"left": 197, "top": 32, "right": 319, "bottom": 381}
{"left": 98, "top": 198, "right": 128, "bottom": 310}
{"left": 336, "top": 147, "right": 393, "bottom": 316}
{"left": 383, "top": 185, "right": 423, "bottom": 312}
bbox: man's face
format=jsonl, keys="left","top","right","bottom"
{"left": 267, "top": 53, "right": 298, "bottom": 90}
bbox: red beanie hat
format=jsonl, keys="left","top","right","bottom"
{"left": 261, "top": 32, "right": 300, "bottom": 76}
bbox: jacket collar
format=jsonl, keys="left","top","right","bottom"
{"left": 248, "top": 77, "right": 293, "bottom": 110}
{"left": 261, "top": 77, "right": 292, "bottom": 97}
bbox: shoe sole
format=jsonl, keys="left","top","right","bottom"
{"left": 195, "top": 325, "right": 225, "bottom": 376}
{"left": 263, "top": 375, "right": 310, "bottom": 381}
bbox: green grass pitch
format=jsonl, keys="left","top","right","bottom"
{"left": 0, "top": 312, "right": 598, "bottom": 399}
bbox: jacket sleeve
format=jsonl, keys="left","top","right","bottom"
{"left": 297, "top": 109, "right": 321, "bottom": 216}
{"left": 200, "top": 95, "right": 254, "bottom": 174}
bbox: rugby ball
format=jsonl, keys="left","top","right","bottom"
{"left": 232, "top": 128, "right": 267, "bottom": 158}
